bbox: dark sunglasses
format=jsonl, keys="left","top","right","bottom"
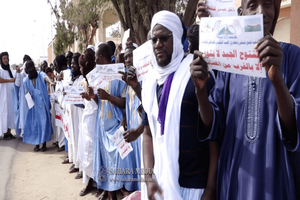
{"left": 151, "top": 33, "right": 172, "bottom": 44}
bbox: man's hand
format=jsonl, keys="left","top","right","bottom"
{"left": 123, "top": 129, "right": 140, "bottom": 143}
{"left": 146, "top": 179, "right": 163, "bottom": 200}
{"left": 80, "top": 92, "right": 91, "bottom": 101}
{"left": 88, "top": 86, "right": 96, "bottom": 99}
{"left": 97, "top": 88, "right": 110, "bottom": 100}
{"left": 255, "top": 34, "right": 283, "bottom": 84}
{"left": 197, "top": 0, "right": 210, "bottom": 19}
{"left": 119, "top": 71, "right": 128, "bottom": 84}
{"left": 127, "top": 66, "right": 138, "bottom": 88}
{"left": 10, "top": 78, "right": 16, "bottom": 83}
{"left": 190, "top": 51, "right": 210, "bottom": 92}
{"left": 16, "top": 66, "right": 21, "bottom": 73}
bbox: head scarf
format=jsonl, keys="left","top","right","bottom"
{"left": 72, "top": 52, "right": 81, "bottom": 67}
{"left": 87, "top": 45, "right": 95, "bottom": 53}
{"left": 26, "top": 61, "right": 38, "bottom": 80}
{"left": 71, "top": 52, "right": 81, "bottom": 81}
{"left": 23, "top": 54, "right": 32, "bottom": 63}
{"left": 241, "top": 0, "right": 281, "bottom": 35}
{"left": 150, "top": 10, "right": 184, "bottom": 84}
{"left": 0, "top": 52, "right": 13, "bottom": 78}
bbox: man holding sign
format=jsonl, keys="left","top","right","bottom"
{"left": 192, "top": 0, "right": 300, "bottom": 199}
{"left": 141, "top": 11, "right": 217, "bottom": 200}
{"left": 90, "top": 43, "right": 139, "bottom": 200}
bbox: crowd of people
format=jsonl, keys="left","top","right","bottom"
{"left": 1, "top": 0, "right": 300, "bottom": 200}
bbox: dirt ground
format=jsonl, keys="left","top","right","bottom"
{"left": 0, "top": 132, "right": 124, "bottom": 200}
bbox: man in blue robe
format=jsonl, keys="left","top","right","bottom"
{"left": 90, "top": 43, "right": 139, "bottom": 200}
{"left": 12, "top": 55, "right": 32, "bottom": 137}
{"left": 192, "top": 0, "right": 300, "bottom": 199}
{"left": 23, "top": 61, "right": 53, "bottom": 152}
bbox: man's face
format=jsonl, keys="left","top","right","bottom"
{"left": 2, "top": 55, "right": 9, "bottom": 65}
{"left": 151, "top": 24, "right": 173, "bottom": 67}
{"left": 66, "top": 52, "right": 72, "bottom": 66}
{"left": 80, "top": 64, "right": 84, "bottom": 76}
{"left": 54, "top": 60, "right": 61, "bottom": 73}
{"left": 124, "top": 49, "right": 133, "bottom": 67}
{"left": 241, "top": 0, "right": 275, "bottom": 36}
{"left": 47, "top": 72, "right": 55, "bottom": 80}
{"left": 71, "top": 58, "right": 79, "bottom": 73}
{"left": 95, "top": 49, "right": 102, "bottom": 65}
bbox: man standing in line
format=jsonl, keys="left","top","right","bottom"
{"left": 22, "top": 61, "right": 53, "bottom": 152}
{"left": 141, "top": 11, "right": 218, "bottom": 200}
{"left": 0, "top": 52, "right": 18, "bottom": 140}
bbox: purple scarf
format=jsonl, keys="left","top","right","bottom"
{"left": 158, "top": 72, "right": 175, "bottom": 135}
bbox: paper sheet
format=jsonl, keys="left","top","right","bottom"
{"left": 199, "top": 14, "right": 266, "bottom": 78}
{"left": 86, "top": 63, "right": 125, "bottom": 93}
{"left": 63, "top": 86, "right": 85, "bottom": 104}
{"left": 121, "top": 29, "right": 130, "bottom": 53}
{"left": 133, "top": 40, "right": 153, "bottom": 82}
{"left": 25, "top": 92, "right": 34, "bottom": 109}
{"left": 206, "top": 0, "right": 237, "bottom": 17}
{"left": 110, "top": 126, "right": 133, "bottom": 160}
{"left": 55, "top": 103, "right": 64, "bottom": 129}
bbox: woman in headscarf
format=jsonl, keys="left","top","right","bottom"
{"left": 0, "top": 52, "right": 20, "bottom": 140}
{"left": 192, "top": 0, "right": 300, "bottom": 199}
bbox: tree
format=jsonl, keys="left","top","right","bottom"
{"left": 105, "top": 0, "right": 198, "bottom": 45}
{"left": 47, "top": 0, "right": 75, "bottom": 55}
{"left": 61, "top": 0, "right": 110, "bottom": 50}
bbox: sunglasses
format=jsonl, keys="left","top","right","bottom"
{"left": 151, "top": 33, "right": 173, "bottom": 44}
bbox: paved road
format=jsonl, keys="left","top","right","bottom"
{"left": 0, "top": 131, "right": 20, "bottom": 200}
{"left": 0, "top": 133, "right": 101, "bottom": 200}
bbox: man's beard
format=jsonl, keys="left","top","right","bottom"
{"left": 28, "top": 70, "right": 38, "bottom": 79}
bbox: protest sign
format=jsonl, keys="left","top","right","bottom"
{"left": 206, "top": 0, "right": 237, "bottom": 17}
{"left": 63, "top": 86, "right": 85, "bottom": 104}
{"left": 110, "top": 126, "right": 133, "bottom": 160}
{"left": 86, "top": 63, "right": 125, "bottom": 93}
{"left": 121, "top": 29, "right": 130, "bottom": 53}
{"left": 133, "top": 40, "right": 153, "bottom": 82}
{"left": 199, "top": 14, "right": 265, "bottom": 78}
{"left": 55, "top": 103, "right": 64, "bottom": 129}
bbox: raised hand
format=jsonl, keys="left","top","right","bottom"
{"left": 190, "top": 50, "right": 210, "bottom": 92}
{"left": 127, "top": 66, "right": 138, "bottom": 88}
{"left": 197, "top": 0, "right": 210, "bottom": 19}
{"left": 255, "top": 34, "right": 283, "bottom": 84}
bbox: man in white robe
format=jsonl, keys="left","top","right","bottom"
{"left": 0, "top": 52, "right": 20, "bottom": 139}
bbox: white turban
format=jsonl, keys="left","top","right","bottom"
{"left": 87, "top": 45, "right": 95, "bottom": 53}
{"left": 150, "top": 10, "right": 184, "bottom": 84}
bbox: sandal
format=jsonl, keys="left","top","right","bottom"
{"left": 8, "top": 133, "right": 16, "bottom": 139}
{"left": 62, "top": 157, "right": 70, "bottom": 164}
{"left": 75, "top": 171, "right": 83, "bottom": 179}
{"left": 3, "top": 134, "right": 11, "bottom": 140}
{"left": 41, "top": 146, "right": 47, "bottom": 152}
{"left": 79, "top": 186, "right": 93, "bottom": 196}
{"left": 34, "top": 146, "right": 41, "bottom": 152}
{"left": 95, "top": 189, "right": 103, "bottom": 198}
{"left": 69, "top": 167, "right": 79, "bottom": 173}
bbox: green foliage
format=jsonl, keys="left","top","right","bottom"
{"left": 53, "top": 22, "right": 75, "bottom": 55}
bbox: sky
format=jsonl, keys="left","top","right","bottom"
{"left": 0, "top": 0, "right": 54, "bottom": 65}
